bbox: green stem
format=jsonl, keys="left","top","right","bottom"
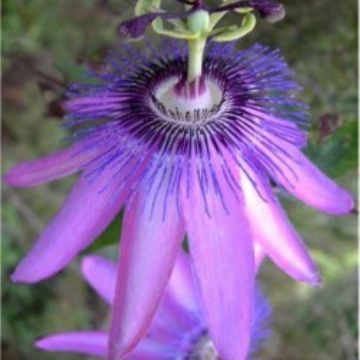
{"left": 187, "top": 37, "right": 207, "bottom": 83}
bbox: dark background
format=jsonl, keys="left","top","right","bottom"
{"left": 2, "top": 0, "right": 358, "bottom": 359}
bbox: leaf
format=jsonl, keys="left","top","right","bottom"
{"left": 306, "top": 120, "right": 358, "bottom": 178}
{"left": 84, "top": 212, "right": 123, "bottom": 254}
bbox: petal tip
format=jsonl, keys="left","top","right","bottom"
{"left": 3, "top": 164, "right": 41, "bottom": 188}
{"left": 295, "top": 261, "right": 322, "bottom": 287}
{"left": 34, "top": 337, "right": 51, "bottom": 351}
{"left": 10, "top": 269, "right": 26, "bottom": 283}
{"left": 11, "top": 264, "right": 51, "bottom": 284}
{"left": 312, "top": 182, "right": 354, "bottom": 215}
{"left": 10, "top": 273, "right": 34, "bottom": 284}
{"left": 309, "top": 271, "right": 322, "bottom": 288}
{"left": 335, "top": 190, "right": 355, "bottom": 215}
{"left": 81, "top": 255, "right": 99, "bottom": 275}
{"left": 347, "top": 195, "right": 356, "bottom": 213}
{"left": 3, "top": 170, "right": 20, "bottom": 187}
{"left": 282, "top": 253, "right": 321, "bottom": 286}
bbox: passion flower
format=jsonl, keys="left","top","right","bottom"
{"left": 5, "top": 3, "right": 353, "bottom": 359}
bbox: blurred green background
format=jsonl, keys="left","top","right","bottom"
{"left": 2, "top": 0, "right": 358, "bottom": 359}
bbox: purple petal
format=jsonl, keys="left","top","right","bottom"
{"left": 240, "top": 164, "right": 320, "bottom": 285}
{"left": 182, "top": 158, "right": 255, "bottom": 360}
{"left": 279, "top": 149, "right": 354, "bottom": 215}
{"left": 109, "top": 183, "right": 185, "bottom": 359}
{"left": 11, "top": 169, "right": 126, "bottom": 283}
{"left": 165, "top": 250, "right": 198, "bottom": 314}
{"left": 246, "top": 109, "right": 353, "bottom": 214}
{"left": 35, "top": 331, "right": 108, "bottom": 358}
{"left": 4, "top": 143, "right": 96, "bottom": 187}
{"left": 81, "top": 255, "right": 117, "bottom": 305}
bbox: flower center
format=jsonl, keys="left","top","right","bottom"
{"left": 150, "top": 75, "right": 225, "bottom": 126}
{"left": 186, "top": 331, "right": 221, "bottom": 360}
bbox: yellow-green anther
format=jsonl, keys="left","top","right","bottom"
{"left": 212, "top": 12, "right": 256, "bottom": 42}
{"left": 187, "top": 10, "right": 210, "bottom": 35}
